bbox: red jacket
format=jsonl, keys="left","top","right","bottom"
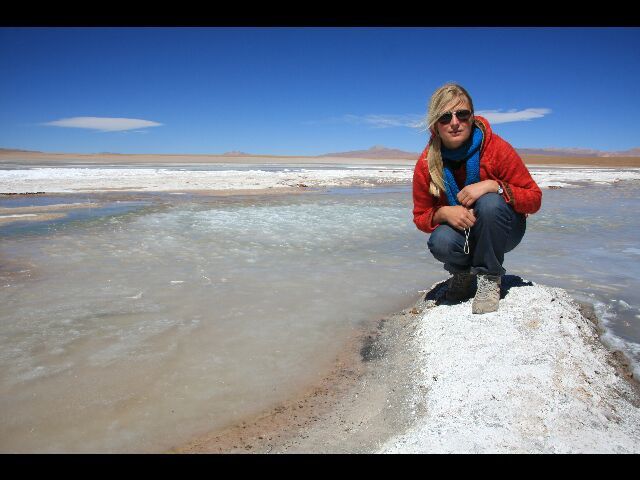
{"left": 413, "top": 116, "right": 542, "bottom": 234}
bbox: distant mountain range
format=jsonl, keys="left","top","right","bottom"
{"left": 2, "top": 146, "right": 640, "bottom": 158}
{"left": 515, "top": 147, "right": 640, "bottom": 157}
{"left": 319, "top": 145, "right": 640, "bottom": 159}
{"left": 0, "top": 148, "right": 38, "bottom": 153}
{"left": 221, "top": 151, "right": 252, "bottom": 156}
{"left": 318, "top": 145, "right": 420, "bottom": 159}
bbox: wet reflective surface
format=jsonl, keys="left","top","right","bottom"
{"left": 0, "top": 188, "right": 435, "bottom": 452}
{"left": 1, "top": 181, "right": 639, "bottom": 452}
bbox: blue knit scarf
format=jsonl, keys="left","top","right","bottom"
{"left": 441, "top": 125, "right": 483, "bottom": 206}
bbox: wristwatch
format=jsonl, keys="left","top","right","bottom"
{"left": 497, "top": 183, "right": 504, "bottom": 195}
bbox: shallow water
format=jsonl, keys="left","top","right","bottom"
{"left": 1, "top": 180, "right": 639, "bottom": 453}
{"left": 0, "top": 188, "right": 436, "bottom": 452}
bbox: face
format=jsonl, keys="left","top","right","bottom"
{"left": 434, "top": 99, "right": 474, "bottom": 149}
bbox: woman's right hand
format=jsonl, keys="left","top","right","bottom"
{"left": 438, "top": 205, "right": 476, "bottom": 231}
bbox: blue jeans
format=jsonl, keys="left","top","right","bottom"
{"left": 427, "top": 193, "right": 526, "bottom": 276}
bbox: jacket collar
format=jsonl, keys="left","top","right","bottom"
{"left": 472, "top": 115, "right": 492, "bottom": 156}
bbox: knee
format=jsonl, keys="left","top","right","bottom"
{"left": 473, "top": 192, "right": 510, "bottom": 220}
{"left": 428, "top": 225, "right": 460, "bottom": 258}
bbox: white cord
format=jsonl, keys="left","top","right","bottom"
{"left": 463, "top": 228, "right": 470, "bottom": 255}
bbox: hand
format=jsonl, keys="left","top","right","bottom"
{"left": 457, "top": 180, "right": 498, "bottom": 208}
{"left": 441, "top": 205, "right": 476, "bottom": 231}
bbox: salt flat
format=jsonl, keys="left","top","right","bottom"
{"left": 2, "top": 165, "right": 640, "bottom": 194}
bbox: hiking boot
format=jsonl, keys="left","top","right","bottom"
{"left": 472, "top": 274, "right": 502, "bottom": 314}
{"left": 445, "top": 271, "right": 475, "bottom": 302}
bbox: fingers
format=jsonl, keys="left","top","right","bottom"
{"left": 449, "top": 206, "right": 475, "bottom": 230}
{"left": 459, "top": 219, "right": 474, "bottom": 230}
{"left": 467, "top": 209, "right": 476, "bottom": 222}
{"left": 457, "top": 190, "right": 474, "bottom": 207}
{"left": 458, "top": 209, "right": 475, "bottom": 230}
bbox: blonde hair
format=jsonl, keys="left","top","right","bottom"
{"left": 425, "top": 83, "right": 475, "bottom": 197}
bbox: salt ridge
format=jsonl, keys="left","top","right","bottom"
{"left": 378, "top": 279, "right": 640, "bottom": 453}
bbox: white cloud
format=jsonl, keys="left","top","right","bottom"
{"left": 341, "top": 114, "right": 426, "bottom": 129}
{"left": 324, "top": 108, "right": 550, "bottom": 130}
{"left": 475, "top": 108, "right": 551, "bottom": 124}
{"left": 44, "top": 117, "right": 163, "bottom": 132}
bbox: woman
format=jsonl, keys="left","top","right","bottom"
{"left": 413, "top": 83, "right": 542, "bottom": 313}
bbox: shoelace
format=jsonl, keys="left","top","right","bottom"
{"left": 476, "top": 276, "right": 499, "bottom": 300}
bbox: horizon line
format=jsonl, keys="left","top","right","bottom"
{"left": 1, "top": 145, "right": 640, "bottom": 158}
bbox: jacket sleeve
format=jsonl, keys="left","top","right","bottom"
{"left": 412, "top": 155, "right": 442, "bottom": 234}
{"left": 493, "top": 139, "right": 542, "bottom": 215}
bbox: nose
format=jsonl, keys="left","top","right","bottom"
{"left": 450, "top": 114, "right": 460, "bottom": 129}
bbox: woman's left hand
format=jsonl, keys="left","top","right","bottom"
{"left": 457, "top": 180, "right": 499, "bottom": 208}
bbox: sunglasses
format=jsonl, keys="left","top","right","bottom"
{"left": 437, "top": 109, "right": 473, "bottom": 125}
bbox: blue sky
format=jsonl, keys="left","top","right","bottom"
{"left": 1, "top": 27, "right": 639, "bottom": 156}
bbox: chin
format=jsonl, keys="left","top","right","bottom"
{"left": 445, "top": 139, "right": 465, "bottom": 149}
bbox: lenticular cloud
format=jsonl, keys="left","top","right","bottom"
{"left": 476, "top": 108, "right": 551, "bottom": 124}
{"left": 44, "top": 117, "right": 163, "bottom": 132}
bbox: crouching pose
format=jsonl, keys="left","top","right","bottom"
{"left": 413, "top": 83, "right": 542, "bottom": 313}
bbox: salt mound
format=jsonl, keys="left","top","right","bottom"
{"left": 380, "top": 277, "right": 640, "bottom": 453}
